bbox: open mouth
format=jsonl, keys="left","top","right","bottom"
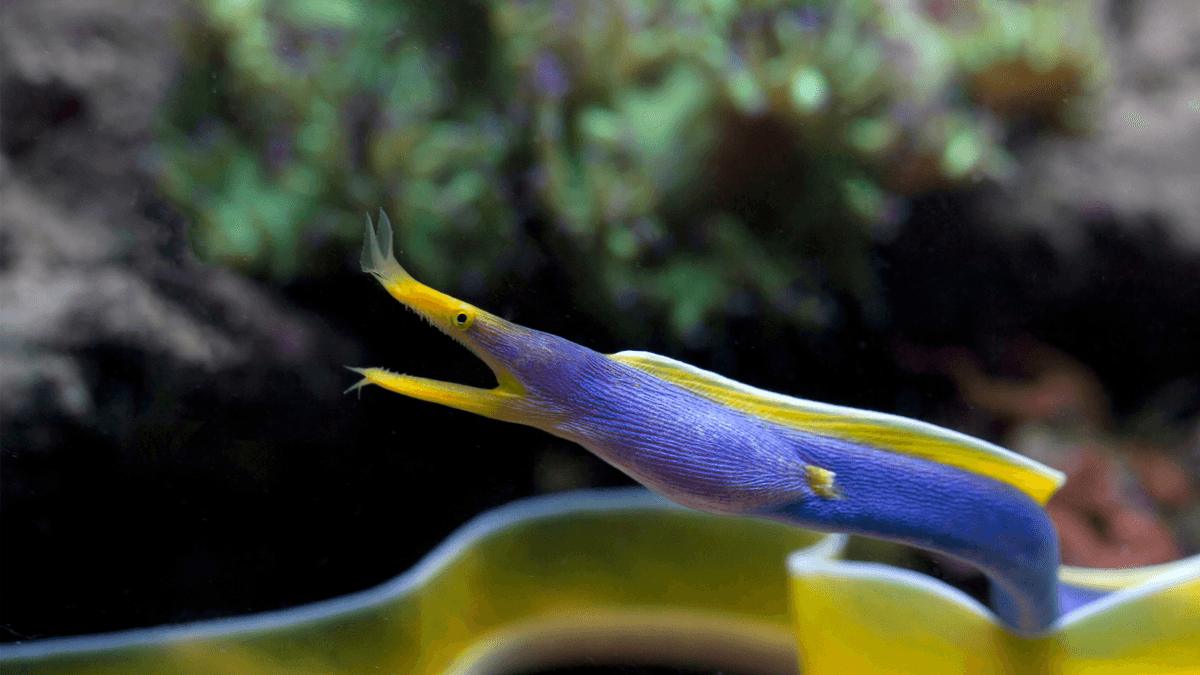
{"left": 347, "top": 212, "right": 525, "bottom": 417}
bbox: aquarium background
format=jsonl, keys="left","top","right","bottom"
{"left": 2, "top": 0, "right": 1198, "bottom": 670}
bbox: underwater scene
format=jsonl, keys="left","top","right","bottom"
{"left": 2, "top": 0, "right": 1198, "bottom": 672}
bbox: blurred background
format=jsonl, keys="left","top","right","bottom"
{"left": 1, "top": 0, "right": 1198, "bottom": 668}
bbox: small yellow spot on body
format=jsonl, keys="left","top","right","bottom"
{"left": 805, "top": 464, "right": 843, "bottom": 499}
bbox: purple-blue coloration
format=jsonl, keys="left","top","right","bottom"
{"left": 1057, "top": 583, "right": 1112, "bottom": 615}
{"left": 469, "top": 320, "right": 1060, "bottom": 633}
{"left": 533, "top": 51, "right": 570, "bottom": 100}
{"left": 352, "top": 210, "right": 1064, "bottom": 635}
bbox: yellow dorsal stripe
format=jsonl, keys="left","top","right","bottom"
{"left": 610, "top": 351, "right": 1065, "bottom": 505}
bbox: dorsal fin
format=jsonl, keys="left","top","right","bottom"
{"left": 610, "top": 350, "right": 1064, "bottom": 505}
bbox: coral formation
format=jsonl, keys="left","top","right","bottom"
{"left": 157, "top": 0, "right": 1107, "bottom": 338}
{"left": 896, "top": 336, "right": 1198, "bottom": 568}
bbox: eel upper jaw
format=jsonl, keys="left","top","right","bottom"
{"left": 353, "top": 210, "right": 531, "bottom": 416}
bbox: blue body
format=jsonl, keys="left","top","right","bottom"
{"left": 474, "top": 325, "right": 1061, "bottom": 633}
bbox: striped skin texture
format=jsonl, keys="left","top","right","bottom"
{"left": 485, "top": 330, "right": 1060, "bottom": 634}
{"left": 350, "top": 212, "right": 1062, "bottom": 635}
{"left": 610, "top": 351, "right": 1064, "bottom": 506}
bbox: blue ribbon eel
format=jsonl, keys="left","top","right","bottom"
{"left": 348, "top": 211, "right": 1067, "bottom": 635}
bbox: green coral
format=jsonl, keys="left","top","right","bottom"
{"left": 156, "top": 0, "right": 1105, "bottom": 339}
{"left": 158, "top": 0, "right": 516, "bottom": 289}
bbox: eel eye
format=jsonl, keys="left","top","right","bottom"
{"left": 453, "top": 309, "right": 475, "bottom": 330}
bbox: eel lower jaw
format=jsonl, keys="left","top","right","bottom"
{"left": 345, "top": 367, "right": 526, "bottom": 421}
